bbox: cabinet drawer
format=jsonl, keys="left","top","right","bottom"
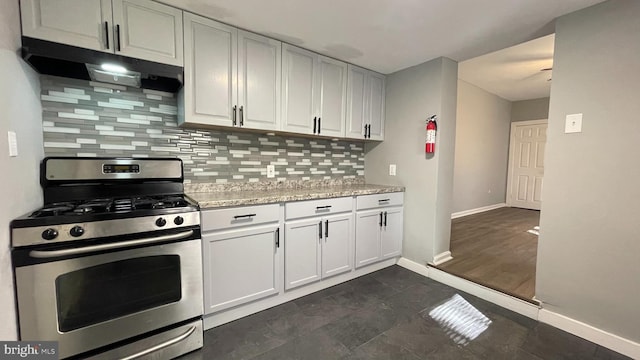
{"left": 202, "top": 204, "right": 280, "bottom": 231}
{"left": 285, "top": 197, "right": 352, "bottom": 220}
{"left": 356, "top": 192, "right": 403, "bottom": 210}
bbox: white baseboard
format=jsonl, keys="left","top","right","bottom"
{"left": 451, "top": 203, "right": 506, "bottom": 219}
{"left": 538, "top": 309, "right": 640, "bottom": 359}
{"left": 432, "top": 251, "right": 453, "bottom": 265}
{"left": 428, "top": 267, "right": 539, "bottom": 319}
{"left": 397, "top": 257, "right": 430, "bottom": 278}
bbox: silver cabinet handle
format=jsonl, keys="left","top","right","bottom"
{"left": 232, "top": 105, "right": 237, "bottom": 126}
{"left": 29, "top": 230, "right": 194, "bottom": 258}
{"left": 239, "top": 105, "right": 244, "bottom": 126}
{"left": 120, "top": 325, "right": 196, "bottom": 360}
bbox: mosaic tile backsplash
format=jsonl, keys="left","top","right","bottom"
{"left": 40, "top": 76, "right": 365, "bottom": 184}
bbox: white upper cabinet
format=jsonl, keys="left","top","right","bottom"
{"left": 282, "top": 44, "right": 347, "bottom": 137}
{"left": 20, "top": 0, "right": 113, "bottom": 52}
{"left": 237, "top": 31, "right": 281, "bottom": 131}
{"left": 346, "top": 65, "right": 385, "bottom": 141}
{"left": 180, "top": 13, "right": 280, "bottom": 130}
{"left": 181, "top": 13, "right": 236, "bottom": 127}
{"left": 111, "top": 0, "right": 183, "bottom": 66}
{"left": 316, "top": 56, "right": 347, "bottom": 137}
{"left": 281, "top": 45, "right": 317, "bottom": 135}
{"left": 21, "top": 0, "right": 183, "bottom": 66}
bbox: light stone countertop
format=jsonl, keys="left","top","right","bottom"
{"left": 187, "top": 183, "right": 405, "bottom": 209}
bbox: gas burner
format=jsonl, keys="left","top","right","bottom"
{"left": 31, "top": 203, "right": 75, "bottom": 217}
{"left": 74, "top": 199, "right": 113, "bottom": 214}
{"left": 133, "top": 196, "right": 189, "bottom": 210}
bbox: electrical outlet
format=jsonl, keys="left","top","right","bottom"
{"left": 266, "top": 165, "right": 275, "bottom": 178}
{"left": 389, "top": 164, "right": 397, "bottom": 176}
{"left": 8, "top": 131, "right": 18, "bottom": 157}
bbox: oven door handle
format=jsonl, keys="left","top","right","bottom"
{"left": 28, "top": 230, "right": 195, "bottom": 259}
{"left": 120, "top": 325, "right": 196, "bottom": 360}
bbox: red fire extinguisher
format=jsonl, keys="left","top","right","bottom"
{"left": 426, "top": 115, "right": 437, "bottom": 153}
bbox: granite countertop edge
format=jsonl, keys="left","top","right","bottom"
{"left": 187, "top": 184, "right": 405, "bottom": 209}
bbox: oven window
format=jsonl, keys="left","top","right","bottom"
{"left": 55, "top": 255, "right": 182, "bottom": 332}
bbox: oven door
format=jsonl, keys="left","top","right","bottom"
{"left": 14, "top": 233, "right": 203, "bottom": 359}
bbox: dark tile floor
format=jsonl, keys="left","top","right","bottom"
{"left": 180, "top": 266, "right": 630, "bottom": 360}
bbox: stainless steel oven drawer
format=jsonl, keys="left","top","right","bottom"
{"left": 87, "top": 319, "right": 203, "bottom": 360}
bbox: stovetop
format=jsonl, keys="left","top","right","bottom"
{"left": 12, "top": 194, "right": 199, "bottom": 228}
{"left": 31, "top": 195, "right": 193, "bottom": 218}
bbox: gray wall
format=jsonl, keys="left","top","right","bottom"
{"left": 453, "top": 80, "right": 512, "bottom": 213}
{"left": 365, "top": 57, "right": 457, "bottom": 264}
{"left": 0, "top": 0, "right": 44, "bottom": 340}
{"left": 537, "top": 0, "right": 640, "bottom": 343}
{"left": 41, "top": 76, "right": 364, "bottom": 183}
{"left": 512, "top": 97, "right": 549, "bottom": 122}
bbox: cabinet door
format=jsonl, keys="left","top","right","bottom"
{"left": 281, "top": 45, "right": 316, "bottom": 134}
{"left": 284, "top": 218, "right": 321, "bottom": 290}
{"left": 380, "top": 207, "right": 403, "bottom": 259}
{"left": 355, "top": 210, "right": 382, "bottom": 268}
{"left": 181, "top": 13, "right": 237, "bottom": 127}
{"left": 20, "top": 0, "right": 113, "bottom": 52}
{"left": 322, "top": 214, "right": 353, "bottom": 279}
{"left": 112, "top": 0, "right": 183, "bottom": 66}
{"left": 367, "top": 72, "right": 386, "bottom": 141}
{"left": 203, "top": 224, "right": 279, "bottom": 314}
{"left": 316, "top": 56, "right": 347, "bottom": 137}
{"left": 346, "top": 65, "right": 367, "bottom": 139}
{"left": 238, "top": 31, "right": 281, "bottom": 131}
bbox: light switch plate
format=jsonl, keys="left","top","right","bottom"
{"left": 8, "top": 131, "right": 18, "bottom": 157}
{"left": 266, "top": 165, "right": 275, "bottom": 178}
{"left": 565, "top": 113, "right": 583, "bottom": 133}
{"left": 389, "top": 164, "right": 397, "bottom": 176}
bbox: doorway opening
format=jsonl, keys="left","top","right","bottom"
{"left": 436, "top": 34, "right": 553, "bottom": 302}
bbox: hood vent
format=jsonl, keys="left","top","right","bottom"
{"left": 22, "top": 37, "right": 183, "bottom": 92}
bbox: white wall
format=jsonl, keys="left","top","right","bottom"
{"left": 0, "top": 0, "right": 44, "bottom": 340}
{"left": 453, "top": 80, "right": 512, "bottom": 213}
{"left": 512, "top": 97, "right": 549, "bottom": 122}
{"left": 536, "top": 0, "right": 640, "bottom": 343}
{"left": 365, "top": 57, "right": 457, "bottom": 265}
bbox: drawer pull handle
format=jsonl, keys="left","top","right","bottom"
{"left": 233, "top": 213, "right": 256, "bottom": 219}
{"left": 378, "top": 199, "right": 390, "bottom": 203}
{"left": 316, "top": 205, "right": 332, "bottom": 210}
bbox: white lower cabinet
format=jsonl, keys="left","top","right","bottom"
{"left": 355, "top": 193, "right": 404, "bottom": 268}
{"left": 201, "top": 205, "right": 281, "bottom": 314}
{"left": 284, "top": 208, "right": 353, "bottom": 290}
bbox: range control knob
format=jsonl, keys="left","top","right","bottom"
{"left": 70, "top": 226, "right": 85, "bottom": 237}
{"left": 42, "top": 228, "right": 58, "bottom": 241}
{"left": 155, "top": 217, "right": 167, "bottom": 227}
{"left": 174, "top": 216, "right": 184, "bottom": 225}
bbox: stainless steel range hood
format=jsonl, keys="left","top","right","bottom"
{"left": 21, "top": 37, "right": 183, "bottom": 92}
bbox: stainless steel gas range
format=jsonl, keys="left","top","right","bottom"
{"left": 10, "top": 157, "right": 204, "bottom": 360}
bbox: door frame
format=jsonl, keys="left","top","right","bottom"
{"left": 506, "top": 119, "right": 548, "bottom": 208}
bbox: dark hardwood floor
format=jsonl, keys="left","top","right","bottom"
{"left": 179, "top": 266, "right": 629, "bottom": 360}
{"left": 437, "top": 207, "right": 540, "bottom": 301}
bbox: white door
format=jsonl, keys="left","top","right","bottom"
{"left": 322, "top": 214, "right": 353, "bottom": 279}
{"left": 237, "top": 31, "right": 281, "bottom": 131}
{"left": 367, "top": 72, "right": 386, "bottom": 141}
{"left": 112, "top": 0, "right": 183, "bottom": 66}
{"left": 355, "top": 210, "right": 382, "bottom": 268}
{"left": 380, "top": 207, "right": 403, "bottom": 259}
{"left": 507, "top": 120, "right": 547, "bottom": 210}
{"left": 284, "top": 218, "right": 322, "bottom": 290}
{"left": 281, "top": 44, "right": 316, "bottom": 134}
{"left": 202, "top": 224, "right": 279, "bottom": 314}
{"left": 316, "top": 56, "right": 347, "bottom": 137}
{"left": 345, "top": 65, "right": 367, "bottom": 139}
{"left": 181, "top": 13, "right": 236, "bottom": 127}
{"left": 20, "top": 0, "right": 113, "bottom": 52}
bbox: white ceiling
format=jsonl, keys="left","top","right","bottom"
{"left": 159, "top": 0, "right": 603, "bottom": 74}
{"left": 459, "top": 34, "right": 555, "bottom": 101}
